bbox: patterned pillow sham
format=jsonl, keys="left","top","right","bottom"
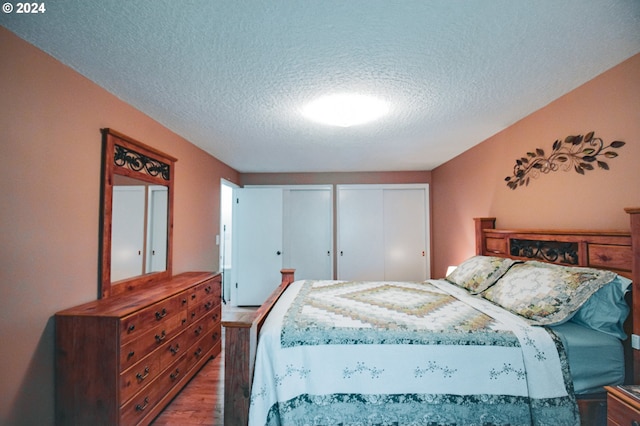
{"left": 445, "top": 255, "right": 517, "bottom": 294}
{"left": 482, "top": 261, "right": 617, "bottom": 326}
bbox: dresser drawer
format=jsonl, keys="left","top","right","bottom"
{"left": 120, "top": 293, "right": 188, "bottom": 344}
{"left": 186, "top": 327, "right": 222, "bottom": 369}
{"left": 120, "top": 313, "right": 187, "bottom": 371}
{"left": 157, "top": 327, "right": 191, "bottom": 371}
{"left": 203, "top": 324, "right": 222, "bottom": 354}
{"left": 120, "top": 354, "right": 189, "bottom": 425}
{"left": 189, "top": 295, "right": 220, "bottom": 323}
{"left": 606, "top": 387, "right": 640, "bottom": 426}
{"left": 187, "top": 278, "right": 221, "bottom": 321}
{"left": 188, "top": 334, "right": 214, "bottom": 366}
{"left": 120, "top": 355, "right": 161, "bottom": 405}
{"left": 607, "top": 396, "right": 640, "bottom": 425}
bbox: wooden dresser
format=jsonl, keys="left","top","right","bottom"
{"left": 605, "top": 385, "right": 640, "bottom": 426}
{"left": 55, "top": 272, "right": 221, "bottom": 425}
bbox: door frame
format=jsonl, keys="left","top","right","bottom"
{"left": 220, "top": 179, "right": 238, "bottom": 305}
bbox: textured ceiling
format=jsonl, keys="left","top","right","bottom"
{"left": 1, "top": 1, "right": 639, "bottom": 172}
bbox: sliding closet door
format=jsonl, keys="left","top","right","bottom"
{"left": 234, "top": 187, "right": 283, "bottom": 306}
{"left": 337, "top": 184, "right": 430, "bottom": 281}
{"left": 383, "top": 188, "right": 428, "bottom": 281}
{"left": 283, "top": 188, "right": 333, "bottom": 280}
{"left": 337, "top": 187, "right": 385, "bottom": 280}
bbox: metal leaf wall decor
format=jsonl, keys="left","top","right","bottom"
{"left": 505, "top": 132, "right": 625, "bottom": 190}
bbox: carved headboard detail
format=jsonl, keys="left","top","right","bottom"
{"left": 475, "top": 218, "right": 632, "bottom": 277}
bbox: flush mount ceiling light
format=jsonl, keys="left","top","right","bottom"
{"left": 302, "top": 93, "right": 389, "bottom": 127}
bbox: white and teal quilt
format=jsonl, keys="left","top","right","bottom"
{"left": 249, "top": 279, "right": 580, "bottom": 425}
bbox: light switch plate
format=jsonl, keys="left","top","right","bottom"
{"left": 632, "top": 334, "right": 640, "bottom": 350}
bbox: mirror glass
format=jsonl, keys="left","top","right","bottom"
{"left": 111, "top": 175, "right": 168, "bottom": 282}
{"left": 100, "top": 129, "right": 176, "bottom": 298}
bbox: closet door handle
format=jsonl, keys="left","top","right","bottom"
{"left": 276, "top": 251, "right": 282, "bottom": 255}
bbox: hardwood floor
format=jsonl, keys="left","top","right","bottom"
{"left": 151, "top": 354, "right": 224, "bottom": 425}
{"left": 151, "top": 305, "right": 256, "bottom": 426}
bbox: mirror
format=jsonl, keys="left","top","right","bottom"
{"left": 100, "top": 128, "right": 177, "bottom": 298}
{"left": 111, "top": 175, "right": 168, "bottom": 281}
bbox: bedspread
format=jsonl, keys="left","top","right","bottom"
{"left": 249, "top": 279, "right": 579, "bottom": 425}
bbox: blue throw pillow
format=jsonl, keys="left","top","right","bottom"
{"left": 570, "top": 275, "right": 632, "bottom": 340}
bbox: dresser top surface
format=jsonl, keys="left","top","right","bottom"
{"left": 56, "top": 271, "right": 220, "bottom": 318}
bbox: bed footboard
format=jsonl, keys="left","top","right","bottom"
{"left": 222, "top": 269, "right": 295, "bottom": 426}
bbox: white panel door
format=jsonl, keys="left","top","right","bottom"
{"left": 337, "top": 187, "right": 384, "bottom": 280}
{"left": 234, "top": 188, "right": 283, "bottom": 306}
{"left": 111, "top": 186, "right": 145, "bottom": 282}
{"left": 383, "top": 188, "right": 428, "bottom": 281}
{"left": 283, "top": 188, "right": 333, "bottom": 280}
{"left": 146, "top": 185, "right": 168, "bottom": 273}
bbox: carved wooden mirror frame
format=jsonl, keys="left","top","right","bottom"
{"left": 100, "top": 128, "right": 177, "bottom": 298}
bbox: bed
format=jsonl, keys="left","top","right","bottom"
{"left": 223, "top": 208, "right": 640, "bottom": 425}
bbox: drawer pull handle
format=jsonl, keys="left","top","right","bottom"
{"left": 204, "top": 301, "right": 213, "bottom": 310}
{"left": 633, "top": 421, "right": 640, "bottom": 426}
{"left": 170, "top": 368, "right": 180, "bottom": 381}
{"left": 194, "top": 325, "right": 203, "bottom": 336}
{"left": 191, "top": 311, "right": 197, "bottom": 319}
{"left": 212, "top": 332, "right": 219, "bottom": 341}
{"left": 136, "top": 366, "right": 150, "bottom": 382}
{"left": 128, "top": 351, "right": 135, "bottom": 359}
{"left": 135, "top": 397, "right": 149, "bottom": 412}
{"left": 155, "top": 308, "right": 167, "bottom": 320}
{"left": 182, "top": 298, "right": 187, "bottom": 305}
{"left": 155, "top": 330, "right": 166, "bottom": 343}
{"left": 191, "top": 294, "right": 197, "bottom": 300}
{"left": 212, "top": 313, "right": 219, "bottom": 322}
{"left": 169, "top": 344, "right": 180, "bottom": 355}
{"left": 194, "top": 347, "right": 202, "bottom": 358}
{"left": 205, "top": 285, "right": 212, "bottom": 293}
{"left": 128, "top": 324, "right": 135, "bottom": 332}
{"left": 182, "top": 318, "right": 187, "bottom": 325}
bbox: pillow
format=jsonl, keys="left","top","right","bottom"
{"left": 482, "top": 261, "right": 617, "bottom": 326}
{"left": 570, "top": 275, "right": 632, "bottom": 339}
{"left": 445, "top": 255, "right": 517, "bottom": 294}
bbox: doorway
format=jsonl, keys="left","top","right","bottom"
{"left": 220, "top": 179, "right": 237, "bottom": 304}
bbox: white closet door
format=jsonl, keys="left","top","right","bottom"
{"left": 337, "top": 188, "right": 384, "bottom": 280}
{"left": 283, "top": 188, "right": 332, "bottom": 280}
{"left": 146, "top": 185, "right": 168, "bottom": 273}
{"left": 111, "top": 186, "right": 145, "bottom": 282}
{"left": 234, "top": 188, "right": 283, "bottom": 306}
{"left": 383, "top": 188, "right": 428, "bottom": 281}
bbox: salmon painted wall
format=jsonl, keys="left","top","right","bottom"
{"left": 0, "top": 28, "right": 239, "bottom": 425}
{"left": 432, "top": 53, "right": 640, "bottom": 278}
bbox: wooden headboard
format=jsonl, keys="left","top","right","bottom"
{"left": 475, "top": 207, "right": 640, "bottom": 384}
